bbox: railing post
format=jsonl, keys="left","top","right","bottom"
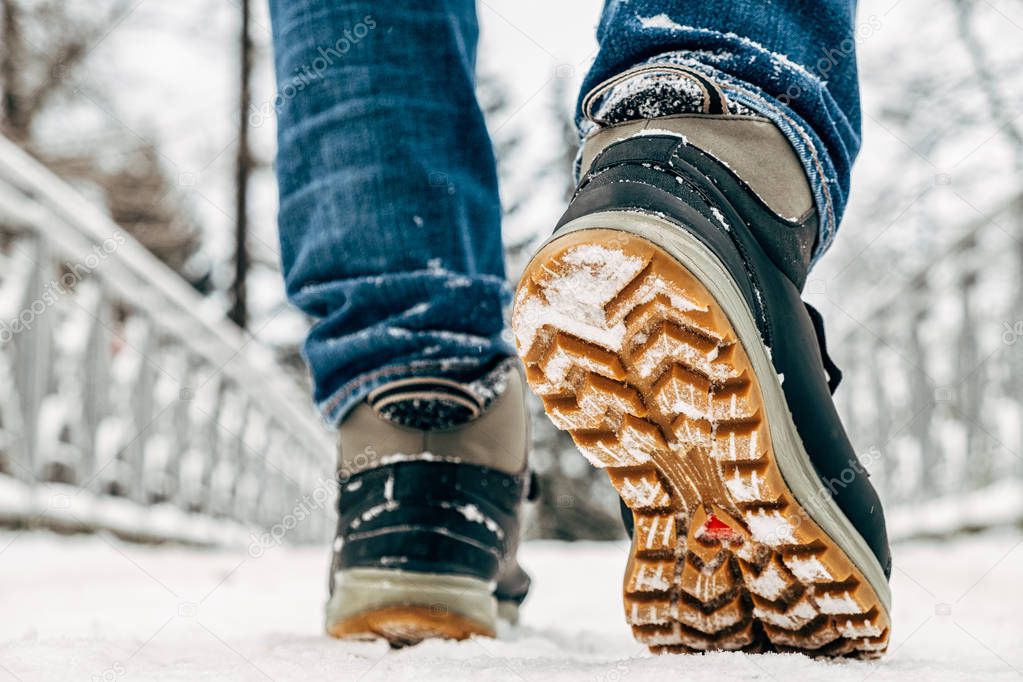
{"left": 160, "top": 352, "right": 196, "bottom": 503}
{"left": 198, "top": 379, "right": 226, "bottom": 514}
{"left": 80, "top": 282, "right": 111, "bottom": 485}
{"left": 0, "top": 237, "right": 32, "bottom": 480}
{"left": 14, "top": 237, "right": 54, "bottom": 482}
{"left": 1016, "top": 227, "right": 1023, "bottom": 480}
{"left": 124, "top": 322, "right": 157, "bottom": 503}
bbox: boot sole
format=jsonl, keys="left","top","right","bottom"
{"left": 327, "top": 605, "right": 494, "bottom": 646}
{"left": 512, "top": 218, "right": 890, "bottom": 657}
{"left": 325, "top": 568, "right": 496, "bottom": 647}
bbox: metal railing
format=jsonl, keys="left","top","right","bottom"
{"left": 834, "top": 195, "right": 1023, "bottom": 538}
{"left": 0, "top": 136, "right": 334, "bottom": 546}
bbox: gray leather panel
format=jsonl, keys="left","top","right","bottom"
{"left": 580, "top": 115, "right": 813, "bottom": 222}
{"left": 338, "top": 370, "right": 528, "bottom": 475}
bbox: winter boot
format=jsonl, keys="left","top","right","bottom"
{"left": 512, "top": 64, "right": 891, "bottom": 657}
{"left": 324, "top": 360, "right": 535, "bottom": 646}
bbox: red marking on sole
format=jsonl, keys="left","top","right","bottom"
{"left": 701, "top": 513, "right": 735, "bottom": 541}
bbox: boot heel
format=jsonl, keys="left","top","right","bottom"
{"left": 326, "top": 568, "right": 496, "bottom": 645}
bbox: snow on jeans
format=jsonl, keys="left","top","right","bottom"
{"left": 267, "top": 0, "right": 862, "bottom": 425}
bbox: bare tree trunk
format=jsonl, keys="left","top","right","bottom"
{"left": 229, "top": 0, "right": 253, "bottom": 329}
{"left": 0, "top": 0, "right": 27, "bottom": 140}
{"left": 952, "top": 0, "right": 1023, "bottom": 169}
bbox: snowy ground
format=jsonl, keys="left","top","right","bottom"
{"left": 0, "top": 531, "right": 1020, "bottom": 681}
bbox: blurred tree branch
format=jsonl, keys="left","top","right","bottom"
{"left": 0, "top": 0, "right": 205, "bottom": 285}
{"left": 1, "top": 0, "right": 135, "bottom": 142}
{"left": 951, "top": 0, "right": 1023, "bottom": 169}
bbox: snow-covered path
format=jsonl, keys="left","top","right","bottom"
{"left": 0, "top": 530, "right": 1020, "bottom": 681}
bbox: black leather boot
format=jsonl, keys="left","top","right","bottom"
{"left": 513, "top": 65, "right": 890, "bottom": 658}
{"left": 325, "top": 361, "right": 535, "bottom": 646}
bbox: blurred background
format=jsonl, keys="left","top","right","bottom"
{"left": 0, "top": 0, "right": 1021, "bottom": 679}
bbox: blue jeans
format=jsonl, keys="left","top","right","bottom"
{"left": 268, "top": 0, "right": 860, "bottom": 425}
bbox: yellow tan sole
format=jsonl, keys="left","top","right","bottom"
{"left": 512, "top": 228, "right": 890, "bottom": 658}
{"left": 327, "top": 606, "right": 495, "bottom": 648}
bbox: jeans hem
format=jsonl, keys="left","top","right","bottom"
{"left": 318, "top": 353, "right": 514, "bottom": 426}
{"left": 578, "top": 53, "right": 841, "bottom": 267}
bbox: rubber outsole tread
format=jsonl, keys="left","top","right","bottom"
{"left": 512, "top": 229, "right": 890, "bottom": 658}
{"left": 327, "top": 606, "right": 494, "bottom": 648}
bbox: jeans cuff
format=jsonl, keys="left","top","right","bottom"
{"left": 577, "top": 52, "right": 839, "bottom": 266}
{"left": 318, "top": 353, "right": 515, "bottom": 426}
